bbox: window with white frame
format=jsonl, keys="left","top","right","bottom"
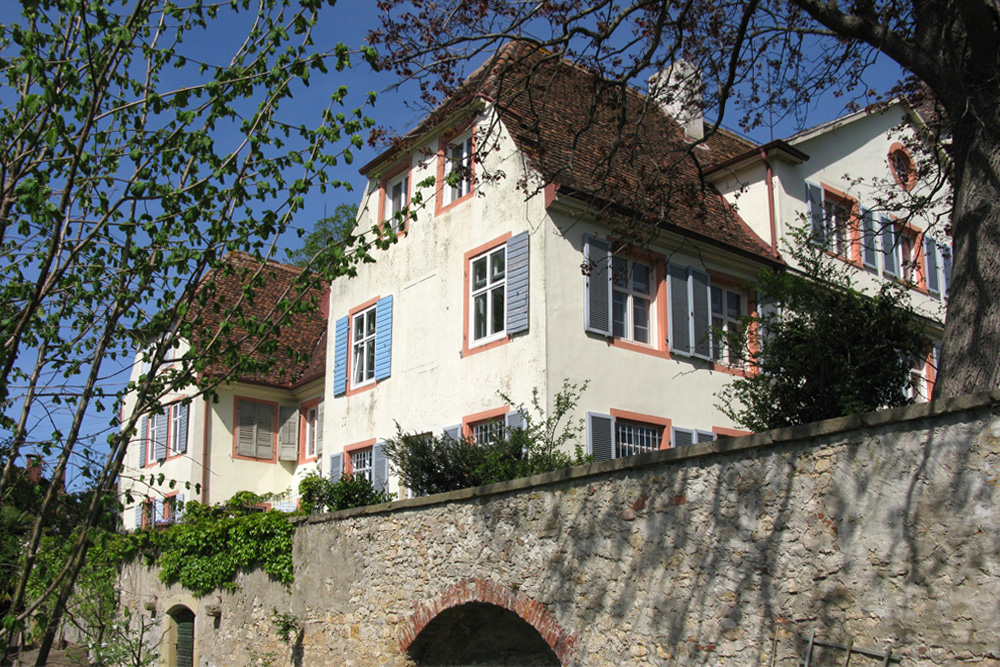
{"left": 385, "top": 172, "right": 409, "bottom": 232}
{"left": 146, "top": 413, "right": 159, "bottom": 465}
{"left": 612, "top": 256, "right": 652, "bottom": 344}
{"left": 614, "top": 420, "right": 661, "bottom": 457}
{"left": 470, "top": 245, "right": 506, "bottom": 344}
{"left": 710, "top": 286, "right": 744, "bottom": 364}
{"left": 446, "top": 133, "right": 473, "bottom": 203}
{"left": 305, "top": 406, "right": 318, "bottom": 459}
{"left": 823, "top": 196, "right": 852, "bottom": 256}
{"left": 169, "top": 404, "right": 185, "bottom": 455}
{"left": 352, "top": 305, "right": 377, "bottom": 387}
{"left": 351, "top": 447, "right": 373, "bottom": 483}
{"left": 471, "top": 417, "right": 504, "bottom": 444}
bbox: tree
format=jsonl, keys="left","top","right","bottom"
{"left": 369, "top": 0, "right": 999, "bottom": 398}
{"left": 0, "top": 1, "right": 383, "bottom": 662}
{"left": 285, "top": 202, "right": 359, "bottom": 268}
{"left": 716, "top": 230, "right": 928, "bottom": 432}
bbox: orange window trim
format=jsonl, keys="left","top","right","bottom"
{"left": 378, "top": 159, "right": 413, "bottom": 236}
{"left": 345, "top": 296, "right": 381, "bottom": 397}
{"left": 888, "top": 142, "right": 918, "bottom": 191}
{"left": 606, "top": 241, "right": 670, "bottom": 359}
{"left": 231, "top": 396, "right": 279, "bottom": 463}
{"left": 609, "top": 409, "right": 672, "bottom": 450}
{"left": 462, "top": 233, "right": 512, "bottom": 358}
{"left": 462, "top": 406, "right": 510, "bottom": 440}
{"left": 298, "top": 397, "right": 322, "bottom": 464}
{"left": 435, "top": 123, "right": 476, "bottom": 216}
{"left": 820, "top": 183, "right": 863, "bottom": 266}
{"left": 342, "top": 438, "right": 377, "bottom": 476}
{"left": 712, "top": 426, "right": 752, "bottom": 438}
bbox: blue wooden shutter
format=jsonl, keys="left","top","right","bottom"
{"left": 139, "top": 416, "right": 148, "bottom": 466}
{"left": 672, "top": 427, "right": 694, "bottom": 448}
{"left": 374, "top": 295, "right": 393, "bottom": 381}
{"left": 505, "top": 409, "right": 526, "bottom": 433}
{"left": 691, "top": 269, "right": 711, "bottom": 360}
{"left": 176, "top": 402, "right": 189, "bottom": 454}
{"left": 584, "top": 236, "right": 612, "bottom": 336}
{"left": 372, "top": 442, "right": 388, "bottom": 493}
{"left": 881, "top": 217, "right": 899, "bottom": 277}
{"left": 278, "top": 406, "right": 299, "bottom": 461}
{"left": 236, "top": 400, "right": 256, "bottom": 457}
{"left": 506, "top": 231, "right": 530, "bottom": 335}
{"left": 329, "top": 452, "right": 343, "bottom": 483}
{"left": 806, "top": 182, "right": 825, "bottom": 245}
{"left": 134, "top": 504, "right": 143, "bottom": 530}
{"left": 154, "top": 411, "right": 168, "bottom": 461}
{"left": 255, "top": 403, "right": 275, "bottom": 460}
{"left": 924, "top": 236, "right": 940, "bottom": 296}
{"left": 587, "top": 412, "right": 614, "bottom": 462}
{"left": 333, "top": 315, "right": 349, "bottom": 396}
{"left": 695, "top": 430, "right": 717, "bottom": 444}
{"left": 861, "top": 208, "right": 878, "bottom": 269}
{"left": 942, "top": 245, "right": 952, "bottom": 296}
{"left": 152, "top": 499, "right": 163, "bottom": 525}
{"left": 668, "top": 264, "right": 691, "bottom": 355}
{"left": 442, "top": 424, "right": 461, "bottom": 442}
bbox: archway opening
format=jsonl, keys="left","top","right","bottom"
{"left": 408, "top": 601, "right": 561, "bottom": 666}
{"left": 165, "top": 605, "right": 195, "bottom": 667}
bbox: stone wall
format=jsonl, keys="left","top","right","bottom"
{"left": 122, "top": 391, "right": 1000, "bottom": 666}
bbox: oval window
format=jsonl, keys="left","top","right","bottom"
{"left": 889, "top": 145, "right": 916, "bottom": 190}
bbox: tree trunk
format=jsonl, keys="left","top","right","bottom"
{"left": 933, "top": 107, "right": 1000, "bottom": 398}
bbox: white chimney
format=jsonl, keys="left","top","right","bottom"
{"left": 648, "top": 60, "right": 704, "bottom": 141}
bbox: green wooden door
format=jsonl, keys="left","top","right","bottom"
{"left": 174, "top": 609, "right": 195, "bottom": 667}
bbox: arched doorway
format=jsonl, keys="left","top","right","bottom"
{"left": 165, "top": 605, "right": 195, "bottom": 667}
{"left": 407, "top": 602, "right": 561, "bottom": 666}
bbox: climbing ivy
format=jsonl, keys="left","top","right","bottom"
{"left": 122, "top": 499, "right": 296, "bottom": 597}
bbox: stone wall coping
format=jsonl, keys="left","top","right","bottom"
{"left": 293, "top": 388, "right": 1000, "bottom": 526}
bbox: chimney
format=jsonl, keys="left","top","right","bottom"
{"left": 25, "top": 455, "right": 41, "bottom": 484}
{"left": 648, "top": 60, "right": 704, "bottom": 141}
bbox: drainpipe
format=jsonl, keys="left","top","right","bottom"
{"left": 201, "top": 397, "right": 211, "bottom": 504}
{"left": 761, "top": 148, "right": 779, "bottom": 257}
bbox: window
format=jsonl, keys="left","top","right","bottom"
{"left": 235, "top": 398, "right": 276, "bottom": 460}
{"left": 471, "top": 417, "right": 505, "bottom": 444}
{"left": 333, "top": 296, "right": 393, "bottom": 396}
{"left": 615, "top": 420, "right": 661, "bottom": 457}
{"left": 612, "top": 257, "right": 652, "bottom": 344}
{"left": 889, "top": 144, "right": 917, "bottom": 190}
{"left": 463, "top": 232, "right": 529, "bottom": 356}
{"left": 586, "top": 411, "right": 669, "bottom": 462}
{"left": 305, "top": 406, "right": 318, "bottom": 459}
{"left": 710, "top": 286, "right": 744, "bottom": 364}
{"left": 352, "top": 305, "right": 377, "bottom": 387}
{"left": 351, "top": 447, "right": 373, "bottom": 483}
{"left": 169, "top": 403, "right": 189, "bottom": 456}
{"left": 446, "top": 133, "right": 473, "bottom": 204}
{"left": 385, "top": 171, "right": 409, "bottom": 233}
{"left": 470, "top": 246, "right": 506, "bottom": 344}
{"left": 823, "top": 197, "right": 852, "bottom": 256}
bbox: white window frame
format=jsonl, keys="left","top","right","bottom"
{"left": 169, "top": 405, "right": 182, "bottom": 456}
{"left": 710, "top": 285, "right": 745, "bottom": 365}
{"left": 446, "top": 133, "right": 473, "bottom": 203}
{"left": 823, "top": 196, "right": 852, "bottom": 256}
{"left": 351, "top": 305, "right": 377, "bottom": 388}
{"left": 471, "top": 418, "right": 504, "bottom": 444}
{"left": 385, "top": 171, "right": 409, "bottom": 232}
{"left": 305, "top": 406, "right": 318, "bottom": 459}
{"left": 469, "top": 245, "right": 507, "bottom": 346}
{"left": 614, "top": 419, "right": 661, "bottom": 458}
{"left": 611, "top": 256, "right": 654, "bottom": 345}
{"left": 351, "top": 447, "right": 373, "bottom": 483}
{"left": 145, "top": 413, "right": 158, "bottom": 466}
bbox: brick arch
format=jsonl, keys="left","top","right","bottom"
{"left": 399, "top": 578, "right": 577, "bottom": 664}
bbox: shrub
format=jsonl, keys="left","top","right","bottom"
{"left": 298, "top": 472, "right": 393, "bottom": 514}
{"left": 384, "top": 381, "right": 592, "bottom": 496}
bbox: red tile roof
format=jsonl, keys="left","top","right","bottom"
{"left": 187, "top": 252, "right": 328, "bottom": 388}
{"left": 367, "top": 41, "right": 778, "bottom": 262}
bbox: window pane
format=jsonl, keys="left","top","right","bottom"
{"left": 365, "top": 340, "right": 375, "bottom": 380}
{"left": 366, "top": 310, "right": 376, "bottom": 336}
{"left": 472, "top": 257, "right": 487, "bottom": 290}
{"left": 352, "top": 345, "right": 364, "bottom": 384}
{"left": 612, "top": 256, "right": 627, "bottom": 288}
{"left": 633, "top": 297, "right": 649, "bottom": 344}
{"left": 490, "top": 249, "right": 505, "bottom": 283}
{"left": 474, "top": 293, "right": 487, "bottom": 340}
{"left": 711, "top": 286, "right": 722, "bottom": 315}
{"left": 612, "top": 291, "right": 627, "bottom": 338}
{"left": 491, "top": 286, "right": 505, "bottom": 334}
{"left": 354, "top": 315, "right": 364, "bottom": 339}
{"left": 632, "top": 263, "right": 650, "bottom": 295}
{"left": 727, "top": 292, "right": 742, "bottom": 319}
{"left": 712, "top": 316, "right": 724, "bottom": 360}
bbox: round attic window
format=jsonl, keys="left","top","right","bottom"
{"left": 888, "top": 143, "right": 916, "bottom": 190}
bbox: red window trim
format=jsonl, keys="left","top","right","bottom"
{"left": 342, "top": 438, "right": 377, "bottom": 476}
{"left": 888, "top": 142, "right": 918, "bottom": 191}
{"left": 346, "top": 296, "right": 381, "bottom": 396}
{"left": 298, "top": 397, "right": 322, "bottom": 464}
{"left": 435, "top": 123, "right": 476, "bottom": 216}
{"left": 231, "top": 396, "right": 279, "bottom": 463}
{"left": 712, "top": 426, "right": 752, "bottom": 438}
{"left": 819, "top": 183, "right": 863, "bottom": 267}
{"left": 462, "top": 233, "right": 512, "bottom": 357}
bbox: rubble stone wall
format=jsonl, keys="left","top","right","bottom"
{"left": 121, "top": 391, "right": 1000, "bottom": 666}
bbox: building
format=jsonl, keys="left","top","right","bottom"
{"left": 118, "top": 253, "right": 328, "bottom": 529}
{"left": 324, "top": 42, "right": 949, "bottom": 494}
